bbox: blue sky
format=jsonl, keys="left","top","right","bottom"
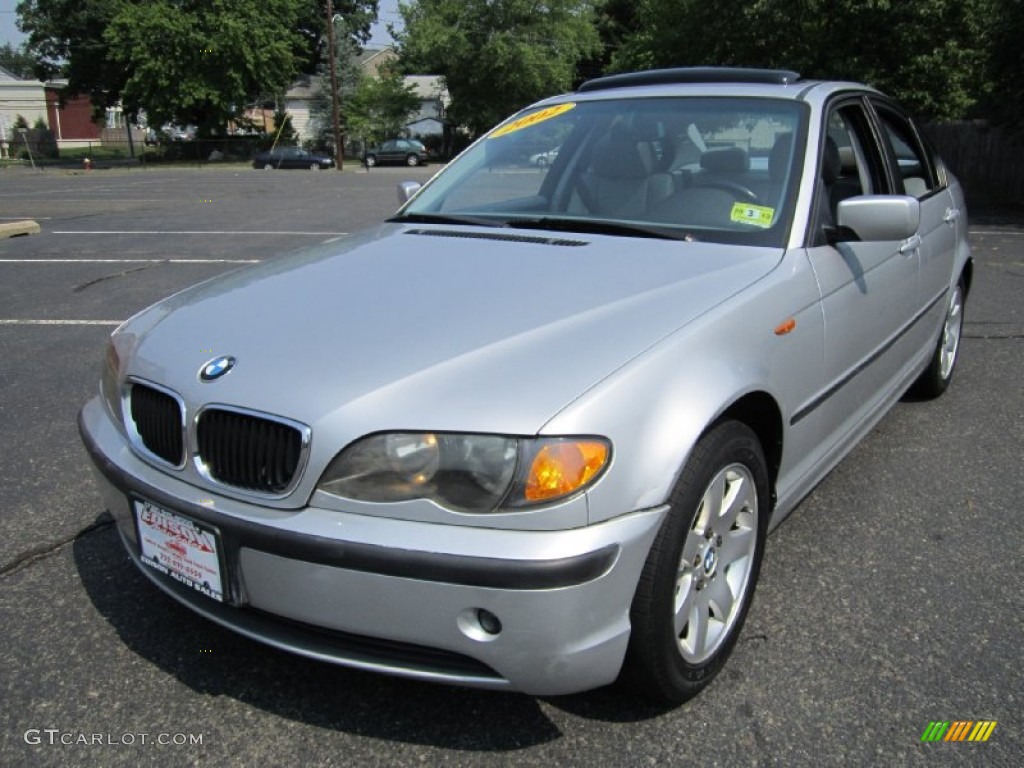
{"left": 1, "top": 1, "right": 402, "bottom": 49}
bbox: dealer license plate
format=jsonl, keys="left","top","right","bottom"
{"left": 134, "top": 500, "right": 224, "bottom": 602}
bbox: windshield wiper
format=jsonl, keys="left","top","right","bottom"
{"left": 503, "top": 216, "right": 692, "bottom": 241}
{"left": 388, "top": 212, "right": 503, "bottom": 228}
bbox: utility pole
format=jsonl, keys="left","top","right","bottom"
{"left": 326, "top": 0, "right": 343, "bottom": 171}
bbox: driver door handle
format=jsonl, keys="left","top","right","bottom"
{"left": 944, "top": 207, "right": 960, "bottom": 224}
{"left": 899, "top": 235, "right": 922, "bottom": 255}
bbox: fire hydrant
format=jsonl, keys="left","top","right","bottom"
{"left": 83, "top": 157, "right": 92, "bottom": 171}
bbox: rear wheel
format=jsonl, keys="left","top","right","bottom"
{"left": 621, "top": 420, "right": 768, "bottom": 704}
{"left": 909, "top": 278, "right": 965, "bottom": 399}
{"left": 263, "top": 163, "right": 273, "bottom": 170}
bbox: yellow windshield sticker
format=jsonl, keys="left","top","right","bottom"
{"left": 730, "top": 202, "right": 776, "bottom": 228}
{"left": 489, "top": 103, "right": 576, "bottom": 138}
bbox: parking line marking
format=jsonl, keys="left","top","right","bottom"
{"left": 0, "top": 259, "right": 260, "bottom": 263}
{"left": 971, "top": 229, "right": 1024, "bottom": 236}
{"left": 52, "top": 230, "right": 348, "bottom": 236}
{"left": 0, "top": 319, "right": 122, "bottom": 326}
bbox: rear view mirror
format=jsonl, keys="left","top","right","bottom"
{"left": 836, "top": 195, "right": 920, "bottom": 242}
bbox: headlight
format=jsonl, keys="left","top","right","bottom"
{"left": 101, "top": 337, "right": 123, "bottom": 422}
{"left": 100, "top": 330, "right": 138, "bottom": 426}
{"left": 317, "top": 433, "right": 610, "bottom": 513}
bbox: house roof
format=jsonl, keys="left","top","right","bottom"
{"left": 284, "top": 75, "right": 316, "bottom": 101}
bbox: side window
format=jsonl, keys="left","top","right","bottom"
{"left": 381, "top": 141, "right": 395, "bottom": 152}
{"left": 873, "top": 105, "right": 939, "bottom": 199}
{"left": 817, "top": 102, "right": 887, "bottom": 237}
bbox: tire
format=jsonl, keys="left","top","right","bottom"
{"left": 621, "top": 420, "right": 768, "bottom": 704}
{"left": 365, "top": 155, "right": 377, "bottom": 167}
{"left": 406, "top": 154, "right": 420, "bottom": 167}
{"left": 310, "top": 163, "right": 320, "bottom": 171}
{"left": 536, "top": 157, "right": 548, "bottom": 168}
{"left": 908, "top": 278, "right": 965, "bottom": 399}
{"left": 263, "top": 163, "right": 273, "bottom": 170}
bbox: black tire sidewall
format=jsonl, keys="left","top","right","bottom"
{"left": 624, "top": 420, "right": 769, "bottom": 703}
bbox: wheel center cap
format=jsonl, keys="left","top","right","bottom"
{"left": 703, "top": 548, "right": 717, "bottom": 575}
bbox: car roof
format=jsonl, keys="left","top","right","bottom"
{"left": 534, "top": 67, "right": 879, "bottom": 110}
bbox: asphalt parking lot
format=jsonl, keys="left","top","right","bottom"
{"left": 0, "top": 165, "right": 1021, "bottom": 767}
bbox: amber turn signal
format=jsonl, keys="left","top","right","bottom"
{"left": 524, "top": 440, "right": 609, "bottom": 502}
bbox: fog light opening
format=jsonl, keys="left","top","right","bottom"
{"left": 477, "top": 608, "right": 502, "bottom": 636}
{"left": 457, "top": 607, "right": 503, "bottom": 642}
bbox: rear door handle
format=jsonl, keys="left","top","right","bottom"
{"left": 899, "top": 235, "right": 922, "bottom": 255}
{"left": 944, "top": 207, "right": 960, "bottom": 224}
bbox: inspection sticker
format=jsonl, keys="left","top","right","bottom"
{"left": 730, "top": 202, "right": 776, "bottom": 228}
{"left": 489, "top": 103, "right": 576, "bottom": 138}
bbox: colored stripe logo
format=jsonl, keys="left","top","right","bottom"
{"left": 921, "top": 721, "right": 997, "bottom": 742}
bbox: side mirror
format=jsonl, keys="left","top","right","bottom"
{"left": 397, "top": 181, "right": 421, "bottom": 205}
{"left": 835, "top": 195, "right": 920, "bottom": 242}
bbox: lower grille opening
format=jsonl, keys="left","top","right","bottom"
{"left": 261, "top": 611, "right": 504, "bottom": 680}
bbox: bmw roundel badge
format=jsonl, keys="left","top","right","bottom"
{"left": 199, "top": 355, "right": 235, "bottom": 382}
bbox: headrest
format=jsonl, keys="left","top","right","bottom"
{"left": 822, "top": 136, "right": 841, "bottom": 184}
{"left": 700, "top": 146, "right": 748, "bottom": 173}
{"left": 591, "top": 133, "right": 654, "bottom": 179}
{"left": 769, "top": 133, "right": 794, "bottom": 182}
{"left": 631, "top": 116, "right": 661, "bottom": 141}
{"left": 837, "top": 145, "right": 857, "bottom": 172}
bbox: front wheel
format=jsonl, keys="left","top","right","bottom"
{"left": 263, "top": 163, "right": 274, "bottom": 170}
{"left": 908, "top": 278, "right": 965, "bottom": 399}
{"left": 310, "top": 163, "right": 321, "bottom": 171}
{"left": 406, "top": 154, "right": 420, "bottom": 166}
{"left": 365, "top": 155, "right": 377, "bottom": 167}
{"left": 621, "top": 420, "right": 768, "bottom": 704}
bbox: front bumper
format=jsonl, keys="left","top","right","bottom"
{"left": 79, "top": 396, "right": 667, "bottom": 695}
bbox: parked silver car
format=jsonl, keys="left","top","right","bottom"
{"left": 79, "top": 68, "right": 971, "bottom": 703}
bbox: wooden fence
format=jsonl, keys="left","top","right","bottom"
{"left": 922, "top": 121, "right": 1024, "bottom": 205}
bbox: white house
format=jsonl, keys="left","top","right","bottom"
{"left": 0, "top": 65, "right": 48, "bottom": 148}
{"left": 282, "top": 47, "right": 447, "bottom": 145}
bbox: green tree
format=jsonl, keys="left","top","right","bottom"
{"left": 985, "top": 0, "right": 1024, "bottom": 135}
{"left": 17, "top": 1, "right": 380, "bottom": 129}
{"left": 308, "top": 19, "right": 364, "bottom": 152}
{"left": 613, "top": 0, "right": 993, "bottom": 120}
{"left": 271, "top": 105, "right": 299, "bottom": 145}
{"left": 102, "top": 1, "right": 306, "bottom": 136}
{"left": 0, "top": 42, "right": 38, "bottom": 79}
{"left": 18, "top": 0, "right": 127, "bottom": 110}
{"left": 396, "top": 0, "right": 601, "bottom": 136}
{"left": 347, "top": 65, "right": 422, "bottom": 145}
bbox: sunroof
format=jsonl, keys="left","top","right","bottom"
{"left": 578, "top": 67, "right": 802, "bottom": 93}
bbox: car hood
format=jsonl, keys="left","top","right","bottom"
{"left": 125, "top": 224, "right": 781, "bottom": 439}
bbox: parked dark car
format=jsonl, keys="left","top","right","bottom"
{"left": 252, "top": 146, "right": 334, "bottom": 170}
{"left": 363, "top": 138, "right": 429, "bottom": 167}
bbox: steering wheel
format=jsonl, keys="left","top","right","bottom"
{"left": 692, "top": 180, "right": 759, "bottom": 202}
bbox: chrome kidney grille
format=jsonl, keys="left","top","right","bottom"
{"left": 129, "top": 382, "right": 185, "bottom": 466}
{"left": 127, "top": 380, "right": 308, "bottom": 496}
{"left": 196, "top": 407, "right": 304, "bottom": 494}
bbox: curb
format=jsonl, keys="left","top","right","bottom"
{"left": 0, "top": 220, "right": 41, "bottom": 239}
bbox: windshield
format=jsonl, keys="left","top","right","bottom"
{"left": 400, "top": 97, "right": 807, "bottom": 247}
